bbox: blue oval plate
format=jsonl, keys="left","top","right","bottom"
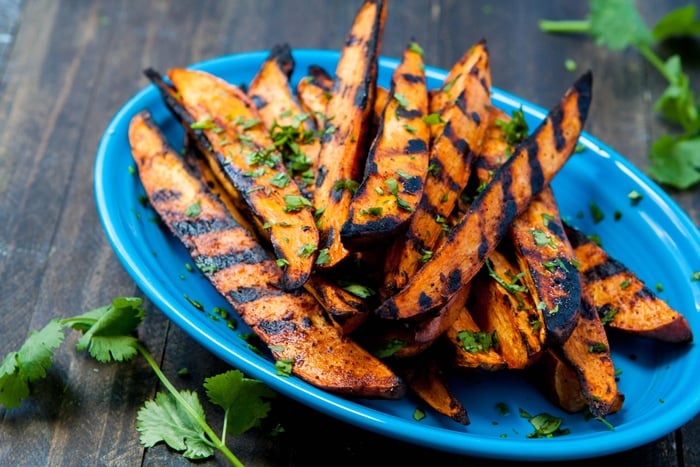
{"left": 94, "top": 50, "right": 700, "bottom": 461}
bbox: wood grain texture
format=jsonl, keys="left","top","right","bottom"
{"left": 0, "top": 1, "right": 697, "bottom": 466}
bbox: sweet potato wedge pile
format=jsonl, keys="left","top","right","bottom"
{"left": 129, "top": 0, "right": 693, "bottom": 427}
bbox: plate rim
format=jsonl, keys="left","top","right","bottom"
{"left": 94, "top": 48, "right": 700, "bottom": 461}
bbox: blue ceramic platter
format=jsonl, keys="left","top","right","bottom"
{"left": 94, "top": 50, "right": 700, "bottom": 461}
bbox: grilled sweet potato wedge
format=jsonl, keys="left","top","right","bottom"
{"left": 566, "top": 224, "right": 693, "bottom": 343}
{"left": 468, "top": 250, "right": 543, "bottom": 369}
{"left": 247, "top": 44, "right": 321, "bottom": 197}
{"left": 381, "top": 40, "right": 492, "bottom": 297}
{"left": 556, "top": 293, "right": 619, "bottom": 418}
{"left": 313, "top": 0, "right": 387, "bottom": 268}
{"left": 296, "top": 65, "right": 333, "bottom": 126}
{"left": 375, "top": 71, "right": 592, "bottom": 320}
{"left": 303, "top": 275, "right": 369, "bottom": 334}
{"left": 508, "top": 189, "right": 581, "bottom": 345}
{"left": 533, "top": 349, "right": 624, "bottom": 414}
{"left": 395, "top": 354, "right": 470, "bottom": 425}
{"left": 155, "top": 67, "right": 319, "bottom": 290}
{"left": 128, "top": 111, "right": 405, "bottom": 399}
{"left": 473, "top": 108, "right": 580, "bottom": 345}
{"left": 341, "top": 40, "right": 430, "bottom": 248}
{"left": 447, "top": 308, "right": 507, "bottom": 371}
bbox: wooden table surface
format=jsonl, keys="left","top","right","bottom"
{"left": 1, "top": 1, "right": 698, "bottom": 466}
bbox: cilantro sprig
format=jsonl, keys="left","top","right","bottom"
{"left": 0, "top": 297, "right": 275, "bottom": 466}
{"left": 539, "top": 0, "right": 700, "bottom": 190}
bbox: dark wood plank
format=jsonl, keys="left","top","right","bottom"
{"left": 0, "top": 1, "right": 697, "bottom": 466}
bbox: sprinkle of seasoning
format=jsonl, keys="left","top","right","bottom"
{"left": 413, "top": 408, "right": 426, "bottom": 421}
{"left": 185, "top": 200, "right": 201, "bottom": 217}
{"left": 284, "top": 194, "right": 312, "bottom": 212}
{"left": 393, "top": 93, "right": 410, "bottom": 108}
{"left": 408, "top": 42, "right": 424, "bottom": 56}
{"left": 589, "top": 201, "right": 605, "bottom": 223}
{"left": 315, "top": 248, "right": 330, "bottom": 265}
{"left": 628, "top": 190, "right": 643, "bottom": 206}
{"left": 422, "top": 113, "right": 444, "bottom": 125}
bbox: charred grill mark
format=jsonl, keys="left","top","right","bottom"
{"left": 404, "top": 228, "right": 429, "bottom": 253}
{"left": 250, "top": 94, "right": 267, "bottom": 109}
{"left": 342, "top": 215, "right": 400, "bottom": 238}
{"left": 525, "top": 140, "right": 545, "bottom": 192}
{"left": 550, "top": 107, "right": 566, "bottom": 151}
{"left": 479, "top": 77, "right": 489, "bottom": 95}
{"left": 581, "top": 258, "right": 627, "bottom": 283}
{"left": 258, "top": 319, "right": 297, "bottom": 335}
{"left": 443, "top": 121, "right": 469, "bottom": 155}
{"left": 470, "top": 111, "right": 481, "bottom": 126}
{"left": 401, "top": 72, "right": 424, "bottom": 84}
{"left": 151, "top": 188, "right": 180, "bottom": 202}
{"left": 427, "top": 157, "right": 443, "bottom": 177}
{"left": 229, "top": 286, "right": 265, "bottom": 304}
{"left": 635, "top": 286, "right": 655, "bottom": 299}
{"left": 454, "top": 91, "right": 468, "bottom": 115}
{"left": 446, "top": 268, "right": 462, "bottom": 294}
{"left": 417, "top": 195, "right": 439, "bottom": 218}
{"left": 419, "top": 292, "right": 433, "bottom": 310}
{"left": 395, "top": 107, "right": 423, "bottom": 119}
{"left": 574, "top": 71, "right": 593, "bottom": 122}
{"left": 401, "top": 175, "right": 422, "bottom": 194}
{"left": 354, "top": 87, "right": 369, "bottom": 109}
{"left": 270, "top": 43, "right": 295, "bottom": 76}
{"left": 345, "top": 33, "right": 361, "bottom": 47}
{"left": 331, "top": 184, "right": 344, "bottom": 203}
{"left": 404, "top": 138, "right": 427, "bottom": 154}
{"left": 194, "top": 245, "right": 269, "bottom": 271}
{"left": 545, "top": 218, "right": 566, "bottom": 240}
{"left": 316, "top": 165, "right": 328, "bottom": 187}
{"left": 172, "top": 217, "right": 237, "bottom": 237}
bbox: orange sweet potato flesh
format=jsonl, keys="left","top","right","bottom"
{"left": 375, "top": 71, "right": 592, "bottom": 320}
{"left": 446, "top": 304, "right": 507, "bottom": 371}
{"left": 533, "top": 349, "right": 624, "bottom": 414}
{"left": 341, "top": 40, "right": 430, "bottom": 249}
{"left": 381, "top": 40, "right": 492, "bottom": 297}
{"left": 247, "top": 44, "right": 321, "bottom": 197}
{"left": 313, "top": 0, "right": 387, "bottom": 268}
{"left": 566, "top": 224, "right": 693, "bottom": 343}
{"left": 296, "top": 64, "right": 333, "bottom": 128}
{"left": 128, "top": 110, "right": 406, "bottom": 399}
{"left": 468, "top": 250, "right": 544, "bottom": 369}
{"left": 395, "top": 354, "right": 470, "bottom": 425}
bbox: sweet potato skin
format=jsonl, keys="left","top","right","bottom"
{"left": 469, "top": 250, "right": 543, "bottom": 369}
{"left": 128, "top": 110, "right": 406, "bottom": 399}
{"left": 375, "top": 72, "right": 593, "bottom": 320}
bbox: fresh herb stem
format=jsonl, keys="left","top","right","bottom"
{"left": 538, "top": 19, "right": 590, "bottom": 34}
{"left": 135, "top": 342, "right": 242, "bottom": 467}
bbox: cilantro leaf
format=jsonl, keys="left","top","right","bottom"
{"left": 652, "top": 4, "right": 700, "bottom": 40}
{"left": 648, "top": 135, "right": 700, "bottom": 189}
{"left": 137, "top": 390, "right": 214, "bottom": 459}
{"left": 74, "top": 297, "right": 145, "bottom": 363}
{"left": 0, "top": 320, "right": 65, "bottom": 408}
{"left": 588, "top": 0, "right": 653, "bottom": 50}
{"left": 204, "top": 370, "right": 276, "bottom": 436}
{"left": 652, "top": 55, "right": 699, "bottom": 134}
